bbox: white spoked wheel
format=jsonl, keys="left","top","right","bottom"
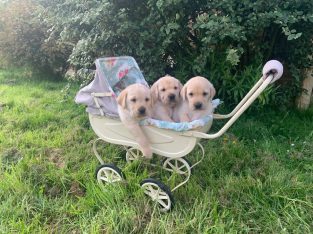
{"left": 96, "top": 164, "right": 124, "bottom": 185}
{"left": 140, "top": 178, "right": 174, "bottom": 212}
{"left": 125, "top": 147, "right": 143, "bottom": 162}
{"left": 162, "top": 157, "right": 191, "bottom": 175}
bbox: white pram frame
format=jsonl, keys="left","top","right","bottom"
{"left": 89, "top": 60, "right": 283, "bottom": 212}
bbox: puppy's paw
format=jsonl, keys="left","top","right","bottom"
{"left": 142, "top": 147, "right": 153, "bottom": 159}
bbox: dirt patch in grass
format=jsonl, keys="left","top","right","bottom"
{"left": 1, "top": 147, "right": 23, "bottom": 165}
{"left": 45, "top": 185, "right": 62, "bottom": 197}
{"left": 68, "top": 181, "right": 85, "bottom": 197}
{"left": 44, "top": 148, "right": 65, "bottom": 169}
{"left": 44, "top": 180, "right": 86, "bottom": 198}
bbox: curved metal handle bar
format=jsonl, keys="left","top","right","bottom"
{"left": 213, "top": 60, "right": 283, "bottom": 120}
{"left": 213, "top": 78, "right": 264, "bottom": 119}
{"left": 181, "top": 74, "right": 274, "bottom": 139}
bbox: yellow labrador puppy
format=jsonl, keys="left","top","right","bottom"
{"left": 151, "top": 75, "right": 183, "bottom": 122}
{"left": 173, "top": 76, "right": 216, "bottom": 122}
{"left": 117, "top": 84, "right": 153, "bottom": 158}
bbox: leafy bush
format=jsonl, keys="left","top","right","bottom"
{"left": 44, "top": 0, "right": 313, "bottom": 107}
{"left": 1, "top": 0, "right": 312, "bottom": 106}
{"left": 0, "top": 0, "right": 70, "bottom": 75}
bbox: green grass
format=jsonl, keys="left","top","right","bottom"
{"left": 0, "top": 68, "right": 312, "bottom": 233}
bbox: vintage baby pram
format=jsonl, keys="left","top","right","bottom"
{"left": 75, "top": 56, "right": 283, "bottom": 211}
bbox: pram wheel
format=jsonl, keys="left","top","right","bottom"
{"left": 125, "top": 147, "right": 143, "bottom": 162}
{"left": 162, "top": 157, "right": 191, "bottom": 176}
{"left": 140, "top": 178, "right": 174, "bottom": 212}
{"left": 96, "top": 164, "right": 125, "bottom": 185}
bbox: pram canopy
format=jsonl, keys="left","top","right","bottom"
{"left": 75, "top": 56, "right": 219, "bottom": 131}
{"left": 75, "top": 56, "right": 148, "bottom": 117}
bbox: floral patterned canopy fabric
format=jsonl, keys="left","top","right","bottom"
{"left": 75, "top": 56, "right": 148, "bottom": 117}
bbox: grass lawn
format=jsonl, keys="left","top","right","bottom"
{"left": 0, "top": 69, "right": 312, "bottom": 233}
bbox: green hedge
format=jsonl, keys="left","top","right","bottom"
{"left": 1, "top": 0, "right": 313, "bottom": 107}
{"left": 45, "top": 0, "right": 313, "bottom": 107}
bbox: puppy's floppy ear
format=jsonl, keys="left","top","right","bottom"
{"left": 180, "top": 84, "right": 187, "bottom": 101}
{"left": 149, "top": 92, "right": 154, "bottom": 107}
{"left": 117, "top": 89, "right": 128, "bottom": 109}
{"left": 209, "top": 84, "right": 216, "bottom": 100}
{"left": 150, "top": 80, "right": 159, "bottom": 103}
{"left": 177, "top": 80, "right": 183, "bottom": 91}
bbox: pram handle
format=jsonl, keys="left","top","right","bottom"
{"left": 181, "top": 60, "right": 283, "bottom": 139}
{"left": 213, "top": 60, "right": 283, "bottom": 120}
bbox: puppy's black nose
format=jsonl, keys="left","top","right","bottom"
{"left": 138, "top": 106, "right": 146, "bottom": 115}
{"left": 194, "top": 102, "right": 202, "bottom": 110}
{"left": 168, "top": 94, "right": 175, "bottom": 101}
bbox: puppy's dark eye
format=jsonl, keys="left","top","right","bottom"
{"left": 189, "top": 92, "right": 193, "bottom": 97}
{"left": 161, "top": 88, "right": 166, "bottom": 92}
{"left": 174, "top": 86, "right": 178, "bottom": 90}
{"left": 203, "top": 92, "right": 208, "bottom": 96}
{"left": 130, "top": 98, "right": 136, "bottom": 102}
{"left": 145, "top": 98, "right": 150, "bottom": 102}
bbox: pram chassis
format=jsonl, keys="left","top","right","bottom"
{"left": 87, "top": 59, "right": 283, "bottom": 212}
